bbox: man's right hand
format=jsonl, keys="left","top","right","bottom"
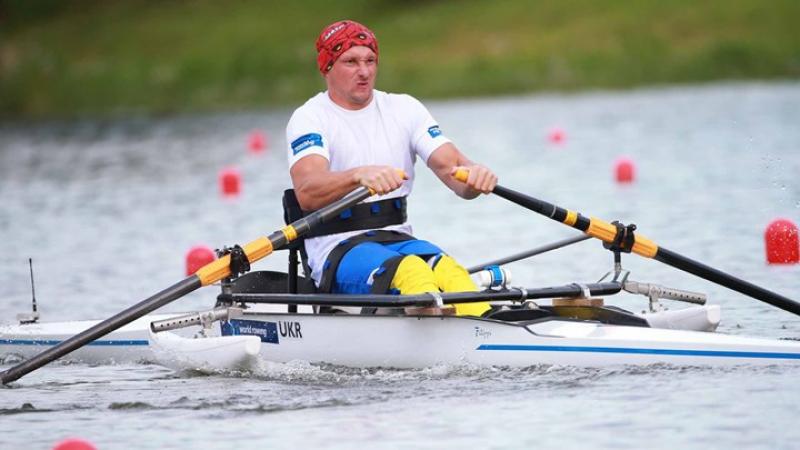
{"left": 352, "top": 165, "right": 408, "bottom": 195}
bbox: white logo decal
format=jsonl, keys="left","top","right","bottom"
{"left": 323, "top": 24, "right": 346, "bottom": 42}
{"left": 474, "top": 326, "right": 492, "bottom": 339}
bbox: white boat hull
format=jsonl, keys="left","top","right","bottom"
{"left": 1, "top": 306, "right": 796, "bottom": 368}
{"left": 222, "top": 312, "right": 800, "bottom": 367}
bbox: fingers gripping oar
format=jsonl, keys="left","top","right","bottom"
{"left": 0, "top": 186, "right": 376, "bottom": 385}
{"left": 453, "top": 169, "right": 800, "bottom": 316}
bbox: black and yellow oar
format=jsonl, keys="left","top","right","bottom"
{"left": 0, "top": 186, "right": 376, "bottom": 385}
{"left": 454, "top": 169, "right": 800, "bottom": 316}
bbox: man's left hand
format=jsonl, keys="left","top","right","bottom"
{"left": 451, "top": 165, "right": 497, "bottom": 194}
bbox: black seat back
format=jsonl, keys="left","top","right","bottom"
{"left": 282, "top": 189, "right": 306, "bottom": 250}
{"left": 282, "top": 189, "right": 313, "bottom": 281}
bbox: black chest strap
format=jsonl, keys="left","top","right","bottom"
{"left": 318, "top": 230, "right": 414, "bottom": 294}
{"left": 284, "top": 189, "right": 408, "bottom": 238}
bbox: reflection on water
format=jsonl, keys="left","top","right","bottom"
{"left": 1, "top": 82, "right": 799, "bottom": 449}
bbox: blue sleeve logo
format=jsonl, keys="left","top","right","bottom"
{"left": 427, "top": 125, "right": 442, "bottom": 138}
{"left": 291, "top": 133, "right": 324, "bottom": 155}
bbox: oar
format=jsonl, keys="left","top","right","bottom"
{"left": 453, "top": 169, "right": 800, "bottom": 316}
{"left": 0, "top": 186, "right": 376, "bottom": 385}
{"left": 466, "top": 235, "right": 591, "bottom": 273}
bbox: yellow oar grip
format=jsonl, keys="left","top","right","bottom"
{"left": 586, "top": 217, "right": 658, "bottom": 258}
{"left": 454, "top": 168, "right": 469, "bottom": 183}
{"left": 243, "top": 236, "right": 274, "bottom": 261}
{"left": 195, "top": 256, "right": 232, "bottom": 286}
{"left": 631, "top": 236, "right": 658, "bottom": 258}
{"left": 586, "top": 217, "right": 617, "bottom": 242}
{"left": 195, "top": 237, "right": 274, "bottom": 286}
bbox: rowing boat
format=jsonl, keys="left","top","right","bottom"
{"left": 2, "top": 181, "right": 799, "bottom": 383}
{"left": 0, "top": 291, "right": 793, "bottom": 368}
{"left": 0, "top": 267, "right": 788, "bottom": 370}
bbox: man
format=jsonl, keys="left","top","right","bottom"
{"left": 285, "top": 20, "right": 497, "bottom": 316}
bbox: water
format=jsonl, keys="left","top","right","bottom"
{"left": 1, "top": 82, "right": 799, "bottom": 449}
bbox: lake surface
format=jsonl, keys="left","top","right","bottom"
{"left": 1, "top": 82, "right": 799, "bottom": 449}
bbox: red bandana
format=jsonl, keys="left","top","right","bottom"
{"left": 315, "top": 20, "right": 379, "bottom": 75}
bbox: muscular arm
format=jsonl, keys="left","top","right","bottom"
{"left": 290, "top": 155, "right": 406, "bottom": 211}
{"left": 426, "top": 142, "right": 497, "bottom": 199}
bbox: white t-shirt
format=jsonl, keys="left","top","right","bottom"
{"left": 286, "top": 89, "right": 451, "bottom": 283}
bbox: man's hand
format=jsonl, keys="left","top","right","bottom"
{"left": 353, "top": 165, "right": 408, "bottom": 195}
{"left": 450, "top": 164, "right": 497, "bottom": 195}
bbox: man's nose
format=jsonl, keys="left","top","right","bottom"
{"left": 356, "top": 62, "right": 370, "bottom": 76}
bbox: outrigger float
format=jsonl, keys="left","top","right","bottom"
{"left": 3, "top": 173, "right": 800, "bottom": 383}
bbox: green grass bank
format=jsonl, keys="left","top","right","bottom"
{"left": 1, "top": 0, "right": 799, "bottom": 119}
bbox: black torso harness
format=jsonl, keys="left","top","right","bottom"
{"left": 282, "top": 189, "right": 414, "bottom": 294}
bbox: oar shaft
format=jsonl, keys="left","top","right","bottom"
{"left": 496, "top": 181, "right": 800, "bottom": 314}
{"left": 493, "top": 185, "right": 658, "bottom": 258}
{"left": 454, "top": 170, "right": 659, "bottom": 257}
{"left": 454, "top": 169, "right": 800, "bottom": 317}
{"left": 655, "top": 247, "right": 800, "bottom": 315}
{"left": 0, "top": 277, "right": 200, "bottom": 385}
{"left": 194, "top": 187, "right": 372, "bottom": 287}
{"left": 1, "top": 186, "right": 375, "bottom": 385}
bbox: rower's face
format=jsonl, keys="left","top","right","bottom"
{"left": 325, "top": 46, "right": 377, "bottom": 110}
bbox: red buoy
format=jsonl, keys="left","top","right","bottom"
{"left": 765, "top": 219, "right": 799, "bottom": 264}
{"left": 53, "top": 438, "right": 97, "bottom": 450}
{"left": 186, "top": 245, "right": 215, "bottom": 275}
{"left": 219, "top": 167, "right": 241, "bottom": 197}
{"left": 615, "top": 157, "right": 636, "bottom": 183}
{"left": 548, "top": 128, "right": 566, "bottom": 145}
{"left": 248, "top": 130, "right": 267, "bottom": 154}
